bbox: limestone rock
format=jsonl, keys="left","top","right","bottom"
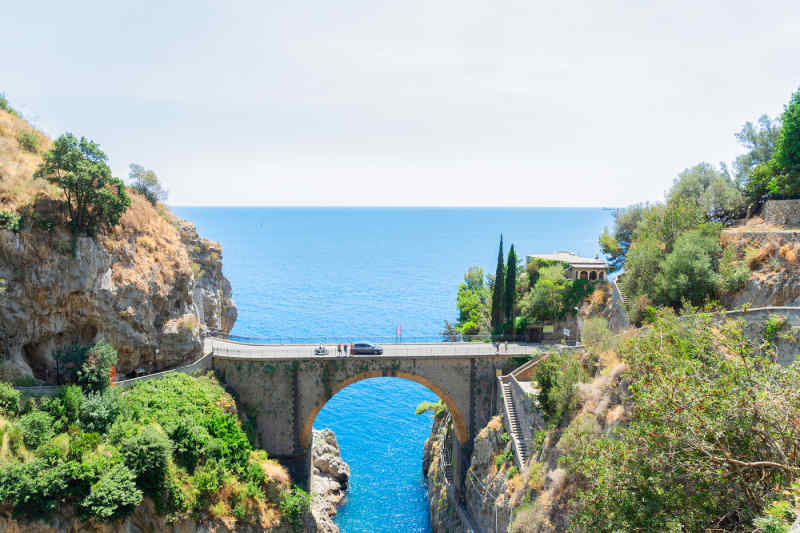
{"left": 309, "top": 428, "right": 350, "bottom": 533}
{"left": 0, "top": 206, "right": 236, "bottom": 381}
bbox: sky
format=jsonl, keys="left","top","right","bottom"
{"left": 2, "top": 1, "right": 800, "bottom": 207}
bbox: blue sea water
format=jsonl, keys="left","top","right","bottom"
{"left": 171, "top": 207, "right": 614, "bottom": 532}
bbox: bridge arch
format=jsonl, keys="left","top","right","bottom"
{"left": 300, "top": 369, "right": 468, "bottom": 448}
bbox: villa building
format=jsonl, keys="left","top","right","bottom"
{"left": 527, "top": 251, "right": 608, "bottom": 281}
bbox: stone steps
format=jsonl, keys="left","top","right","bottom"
{"left": 501, "top": 381, "right": 529, "bottom": 464}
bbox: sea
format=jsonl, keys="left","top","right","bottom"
{"left": 171, "top": 207, "right": 614, "bottom": 533}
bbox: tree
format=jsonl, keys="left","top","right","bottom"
{"left": 128, "top": 163, "right": 168, "bottom": 205}
{"left": 455, "top": 266, "right": 490, "bottom": 335}
{"left": 120, "top": 425, "right": 173, "bottom": 493}
{"left": 77, "top": 340, "right": 118, "bottom": 393}
{"left": 504, "top": 244, "right": 518, "bottom": 333}
{"left": 490, "top": 235, "right": 505, "bottom": 333}
{"left": 34, "top": 134, "right": 130, "bottom": 237}
{"left": 668, "top": 162, "right": 743, "bottom": 215}
{"left": 599, "top": 204, "right": 650, "bottom": 273}
{"left": 773, "top": 88, "right": 800, "bottom": 194}
{"left": 733, "top": 114, "right": 781, "bottom": 196}
{"left": 655, "top": 226, "right": 720, "bottom": 308}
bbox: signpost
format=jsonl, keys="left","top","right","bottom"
{"left": 396, "top": 325, "right": 402, "bottom": 343}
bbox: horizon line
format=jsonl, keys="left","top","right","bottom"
{"left": 167, "top": 203, "right": 626, "bottom": 209}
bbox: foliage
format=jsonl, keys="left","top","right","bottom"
{"left": 598, "top": 203, "right": 649, "bottom": 273}
{"left": 79, "top": 463, "right": 142, "bottom": 520}
{"left": 773, "top": 88, "right": 800, "bottom": 192}
{"left": 0, "top": 210, "right": 22, "bottom": 233}
{"left": 128, "top": 163, "right": 168, "bottom": 205}
{"left": 415, "top": 400, "right": 448, "bottom": 419}
{"left": 533, "top": 352, "right": 587, "bottom": 425}
{"left": 0, "top": 382, "right": 21, "bottom": 415}
{"left": 491, "top": 235, "right": 506, "bottom": 333}
{"left": 79, "top": 389, "right": 120, "bottom": 434}
{"left": 280, "top": 487, "right": 309, "bottom": 530}
{"left": 568, "top": 311, "right": 800, "bottom": 532}
{"left": 581, "top": 317, "right": 615, "bottom": 352}
{"left": 17, "top": 410, "right": 55, "bottom": 449}
{"left": 668, "top": 162, "right": 743, "bottom": 215}
{"left": 655, "top": 226, "right": 721, "bottom": 307}
{"left": 455, "top": 266, "right": 491, "bottom": 335}
{"left": 76, "top": 340, "right": 118, "bottom": 393}
{"left": 120, "top": 425, "right": 173, "bottom": 493}
{"left": 0, "top": 92, "right": 18, "bottom": 116}
{"left": 16, "top": 130, "right": 39, "bottom": 153}
{"left": 33, "top": 133, "right": 130, "bottom": 237}
{"left": 505, "top": 244, "right": 518, "bottom": 332}
{"left": 734, "top": 115, "right": 781, "bottom": 199}
{"left": 440, "top": 320, "right": 459, "bottom": 341}
{"left": 54, "top": 343, "right": 90, "bottom": 384}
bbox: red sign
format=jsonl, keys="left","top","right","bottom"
{"left": 396, "top": 325, "right": 402, "bottom": 336}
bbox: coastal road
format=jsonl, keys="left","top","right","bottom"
{"left": 209, "top": 338, "right": 546, "bottom": 359}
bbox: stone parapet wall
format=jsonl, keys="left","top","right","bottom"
{"left": 764, "top": 199, "right": 800, "bottom": 227}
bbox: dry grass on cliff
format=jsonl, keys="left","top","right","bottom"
{"left": 102, "top": 194, "right": 192, "bottom": 295}
{"left": 0, "top": 109, "right": 57, "bottom": 211}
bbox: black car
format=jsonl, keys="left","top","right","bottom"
{"left": 351, "top": 342, "right": 383, "bottom": 355}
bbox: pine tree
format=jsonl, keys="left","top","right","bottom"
{"left": 491, "top": 235, "right": 505, "bottom": 334}
{"left": 505, "top": 244, "right": 517, "bottom": 334}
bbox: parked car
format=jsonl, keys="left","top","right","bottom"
{"left": 351, "top": 342, "right": 383, "bottom": 355}
{"left": 314, "top": 344, "right": 329, "bottom": 356}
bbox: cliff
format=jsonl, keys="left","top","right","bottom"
{"left": 0, "top": 108, "right": 236, "bottom": 381}
{"left": 309, "top": 429, "right": 350, "bottom": 533}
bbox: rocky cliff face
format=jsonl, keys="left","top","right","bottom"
{"left": 309, "top": 429, "right": 350, "bottom": 533}
{"left": 0, "top": 195, "right": 237, "bottom": 381}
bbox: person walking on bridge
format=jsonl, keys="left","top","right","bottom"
{"left": 337, "top": 344, "right": 341, "bottom": 355}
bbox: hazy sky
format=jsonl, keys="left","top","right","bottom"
{"left": 3, "top": 1, "right": 799, "bottom": 206}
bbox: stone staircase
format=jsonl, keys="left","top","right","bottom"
{"left": 501, "top": 380, "right": 529, "bottom": 466}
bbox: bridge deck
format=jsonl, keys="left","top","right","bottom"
{"left": 210, "top": 339, "right": 541, "bottom": 359}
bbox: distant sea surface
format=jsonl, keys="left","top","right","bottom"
{"left": 171, "top": 207, "right": 614, "bottom": 532}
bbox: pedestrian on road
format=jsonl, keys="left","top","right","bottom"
{"left": 496, "top": 342, "right": 500, "bottom": 354}
{"left": 337, "top": 344, "right": 341, "bottom": 355}
{"left": 504, "top": 340, "right": 508, "bottom": 352}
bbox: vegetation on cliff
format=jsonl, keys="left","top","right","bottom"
{"left": 0, "top": 370, "right": 307, "bottom": 529}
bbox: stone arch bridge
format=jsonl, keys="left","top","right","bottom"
{"left": 210, "top": 339, "right": 532, "bottom": 486}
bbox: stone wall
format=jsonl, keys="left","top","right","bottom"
{"left": 764, "top": 199, "right": 800, "bottom": 227}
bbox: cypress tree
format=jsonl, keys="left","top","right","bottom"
{"left": 505, "top": 244, "right": 517, "bottom": 332}
{"left": 491, "top": 235, "right": 505, "bottom": 334}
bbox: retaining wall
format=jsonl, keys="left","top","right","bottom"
{"left": 764, "top": 199, "right": 800, "bottom": 227}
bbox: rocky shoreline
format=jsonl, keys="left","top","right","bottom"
{"left": 309, "top": 429, "right": 351, "bottom": 533}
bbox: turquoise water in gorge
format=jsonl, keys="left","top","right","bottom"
{"left": 171, "top": 207, "right": 614, "bottom": 532}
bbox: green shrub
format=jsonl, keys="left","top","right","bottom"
{"left": 192, "top": 458, "right": 226, "bottom": 509}
{"left": 17, "top": 131, "right": 39, "bottom": 153}
{"left": 0, "top": 382, "right": 21, "bottom": 415}
{"left": 77, "top": 340, "right": 118, "bottom": 393}
{"left": 414, "top": 400, "right": 447, "bottom": 419}
{"left": 0, "top": 210, "right": 22, "bottom": 233}
{"left": 534, "top": 352, "right": 587, "bottom": 425}
{"left": 79, "top": 463, "right": 142, "bottom": 520}
{"left": 61, "top": 384, "right": 84, "bottom": 425}
{"left": 79, "top": 390, "right": 120, "bottom": 434}
{"left": 120, "top": 425, "right": 172, "bottom": 494}
{"left": 171, "top": 419, "right": 212, "bottom": 472}
{"left": 0, "top": 92, "right": 18, "bottom": 116}
{"left": 68, "top": 432, "right": 103, "bottom": 460}
{"left": 202, "top": 410, "right": 251, "bottom": 470}
{"left": 18, "top": 410, "right": 55, "bottom": 449}
{"left": 581, "top": 316, "right": 615, "bottom": 352}
{"left": 280, "top": 487, "right": 309, "bottom": 530}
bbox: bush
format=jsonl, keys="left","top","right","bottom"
{"left": 193, "top": 458, "right": 226, "bottom": 509}
{"left": 0, "top": 210, "right": 22, "bottom": 233}
{"left": 77, "top": 340, "right": 118, "bottom": 393}
{"left": 68, "top": 432, "right": 103, "bottom": 460}
{"left": 0, "top": 382, "right": 21, "bottom": 415}
{"left": 581, "top": 317, "right": 614, "bottom": 352}
{"left": 128, "top": 163, "right": 168, "bottom": 205}
{"left": 120, "top": 425, "right": 172, "bottom": 494}
{"left": 61, "top": 384, "right": 84, "bottom": 425}
{"left": 18, "top": 410, "right": 55, "bottom": 449}
{"left": 17, "top": 130, "right": 39, "bottom": 153}
{"left": 202, "top": 410, "right": 251, "bottom": 470}
{"left": 79, "top": 463, "right": 142, "bottom": 520}
{"left": 280, "top": 487, "right": 309, "bottom": 530}
{"left": 79, "top": 390, "right": 120, "bottom": 434}
{"left": 171, "top": 419, "right": 212, "bottom": 472}
{"left": 0, "top": 92, "right": 18, "bottom": 116}
{"left": 534, "top": 351, "right": 587, "bottom": 426}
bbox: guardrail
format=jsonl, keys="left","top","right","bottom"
{"left": 210, "top": 339, "right": 541, "bottom": 359}
{"left": 208, "top": 331, "right": 557, "bottom": 345}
